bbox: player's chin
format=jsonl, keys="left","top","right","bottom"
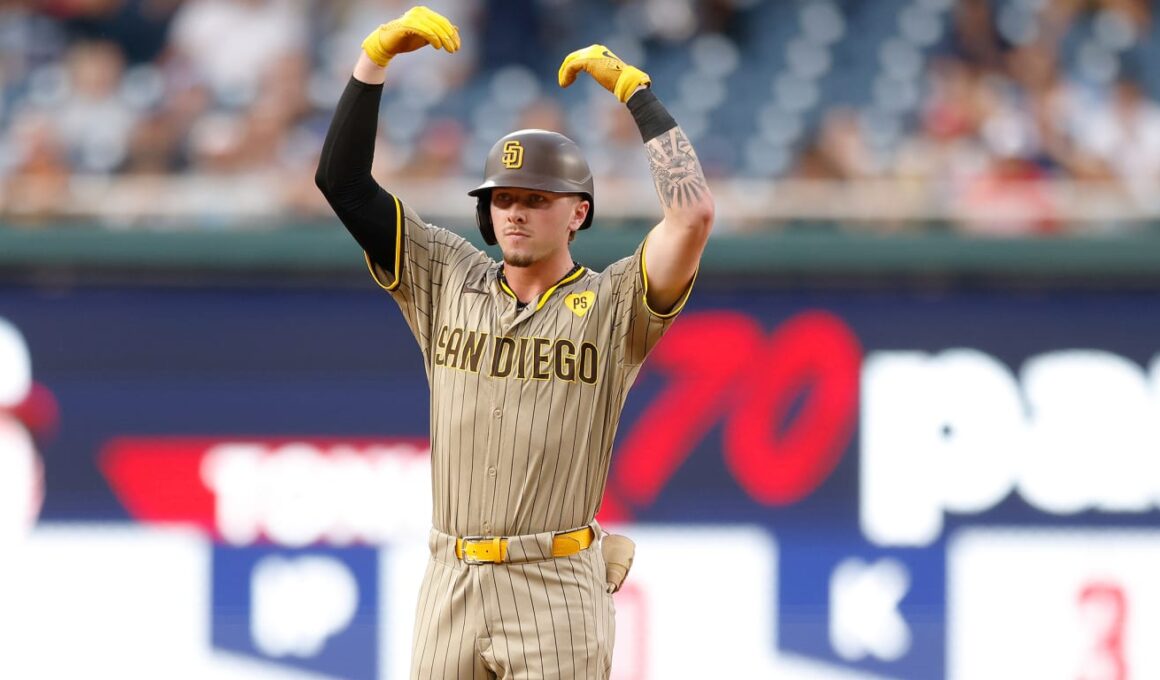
{"left": 502, "top": 250, "right": 536, "bottom": 268}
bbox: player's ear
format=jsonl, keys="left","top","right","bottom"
{"left": 570, "top": 197, "right": 590, "bottom": 230}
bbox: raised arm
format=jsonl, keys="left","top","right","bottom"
{"left": 559, "top": 45, "right": 715, "bottom": 313}
{"left": 315, "top": 6, "right": 460, "bottom": 267}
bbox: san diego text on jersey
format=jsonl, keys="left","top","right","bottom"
{"left": 432, "top": 324, "right": 600, "bottom": 384}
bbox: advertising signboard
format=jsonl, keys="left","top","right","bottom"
{"left": 2, "top": 283, "right": 1158, "bottom": 678}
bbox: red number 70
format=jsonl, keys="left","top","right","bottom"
{"left": 602, "top": 310, "right": 861, "bottom": 520}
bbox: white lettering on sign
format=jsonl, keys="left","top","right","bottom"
{"left": 200, "top": 442, "right": 432, "bottom": 547}
{"left": 862, "top": 349, "right": 1160, "bottom": 546}
{"left": 829, "top": 557, "right": 911, "bottom": 662}
{"left": 0, "top": 318, "right": 31, "bottom": 408}
{"left": 0, "top": 318, "right": 40, "bottom": 548}
{"left": 251, "top": 555, "right": 358, "bottom": 657}
{"left": 0, "top": 419, "right": 40, "bottom": 547}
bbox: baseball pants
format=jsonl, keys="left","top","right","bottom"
{"left": 410, "top": 527, "right": 615, "bottom": 679}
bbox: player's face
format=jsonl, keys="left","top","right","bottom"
{"left": 490, "top": 188, "right": 587, "bottom": 268}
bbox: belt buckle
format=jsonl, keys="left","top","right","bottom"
{"left": 460, "top": 535, "right": 503, "bottom": 564}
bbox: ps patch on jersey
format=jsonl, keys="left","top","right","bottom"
{"left": 565, "top": 291, "right": 595, "bottom": 318}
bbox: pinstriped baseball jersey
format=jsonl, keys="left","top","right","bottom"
{"left": 366, "top": 197, "right": 691, "bottom": 537}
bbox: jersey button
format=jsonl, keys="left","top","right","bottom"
{"left": 492, "top": 408, "right": 502, "bottom": 418}
{"left": 487, "top": 466, "right": 497, "bottom": 478}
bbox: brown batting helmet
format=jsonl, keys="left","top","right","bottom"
{"left": 467, "top": 129, "right": 595, "bottom": 245}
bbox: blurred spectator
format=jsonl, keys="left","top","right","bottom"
{"left": 167, "top": 0, "right": 308, "bottom": 108}
{"left": 953, "top": 154, "right": 1060, "bottom": 237}
{"left": 2, "top": 112, "right": 72, "bottom": 223}
{"left": 322, "top": 0, "right": 478, "bottom": 96}
{"left": 1068, "top": 71, "right": 1160, "bottom": 208}
{"left": 617, "top": 0, "right": 697, "bottom": 44}
{"left": 402, "top": 117, "right": 467, "bottom": 179}
{"left": 26, "top": 38, "right": 140, "bottom": 172}
{"left": 583, "top": 94, "right": 651, "bottom": 184}
{"left": 949, "top": 0, "right": 1008, "bottom": 70}
{"left": 0, "top": 1, "right": 67, "bottom": 80}
{"left": 701, "top": 0, "right": 756, "bottom": 42}
{"left": 918, "top": 42, "right": 1068, "bottom": 235}
{"left": 120, "top": 109, "right": 184, "bottom": 174}
{"left": 889, "top": 75, "right": 985, "bottom": 233}
{"left": 809, "top": 107, "right": 882, "bottom": 180}
{"left": 895, "top": 56, "right": 990, "bottom": 183}
{"left": 516, "top": 96, "right": 568, "bottom": 134}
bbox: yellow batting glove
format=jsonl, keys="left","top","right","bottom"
{"left": 361, "top": 5, "right": 461, "bottom": 68}
{"left": 558, "top": 44, "right": 651, "bottom": 103}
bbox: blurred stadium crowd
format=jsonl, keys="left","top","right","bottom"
{"left": 1, "top": 0, "right": 1158, "bottom": 233}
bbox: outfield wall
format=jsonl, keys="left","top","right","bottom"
{"left": 2, "top": 226, "right": 1160, "bottom": 679}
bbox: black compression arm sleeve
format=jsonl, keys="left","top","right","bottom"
{"left": 315, "top": 77, "right": 400, "bottom": 271}
{"left": 627, "top": 89, "right": 677, "bottom": 142}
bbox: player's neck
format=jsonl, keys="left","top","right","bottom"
{"left": 501, "top": 253, "right": 577, "bottom": 304}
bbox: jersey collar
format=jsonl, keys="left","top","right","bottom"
{"left": 497, "top": 263, "right": 587, "bottom": 312}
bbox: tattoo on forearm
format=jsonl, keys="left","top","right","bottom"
{"left": 645, "top": 127, "right": 708, "bottom": 210}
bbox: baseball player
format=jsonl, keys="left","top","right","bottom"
{"left": 315, "top": 6, "right": 714, "bottom": 678}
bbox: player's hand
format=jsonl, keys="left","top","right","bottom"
{"left": 558, "top": 44, "right": 651, "bottom": 103}
{"left": 361, "top": 6, "right": 461, "bottom": 67}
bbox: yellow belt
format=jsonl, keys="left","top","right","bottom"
{"left": 455, "top": 527, "right": 594, "bottom": 565}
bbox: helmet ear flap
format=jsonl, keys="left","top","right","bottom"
{"left": 476, "top": 195, "right": 496, "bottom": 245}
